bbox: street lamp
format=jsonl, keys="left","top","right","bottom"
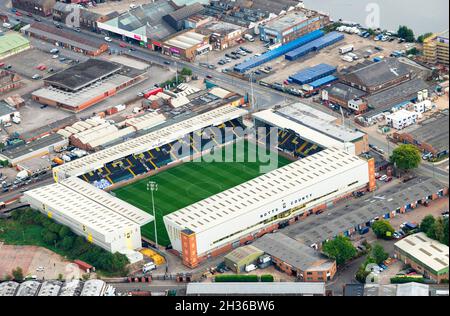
{"left": 146, "top": 181, "right": 158, "bottom": 248}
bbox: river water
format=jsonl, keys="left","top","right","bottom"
{"left": 302, "top": 0, "right": 449, "bottom": 35}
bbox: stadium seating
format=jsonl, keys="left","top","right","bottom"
{"left": 79, "top": 118, "right": 248, "bottom": 186}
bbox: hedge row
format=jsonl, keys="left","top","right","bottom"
{"left": 215, "top": 274, "right": 274, "bottom": 282}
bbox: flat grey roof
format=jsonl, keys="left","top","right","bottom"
{"left": 364, "top": 78, "right": 429, "bottom": 117}
{"left": 45, "top": 59, "right": 122, "bottom": 92}
{"left": 0, "top": 133, "right": 66, "bottom": 160}
{"left": 324, "top": 82, "right": 366, "bottom": 101}
{"left": 284, "top": 177, "right": 446, "bottom": 246}
{"left": 186, "top": 282, "right": 326, "bottom": 296}
{"left": 409, "top": 111, "right": 449, "bottom": 153}
{"left": 263, "top": 9, "right": 309, "bottom": 32}
{"left": 252, "top": 233, "right": 333, "bottom": 271}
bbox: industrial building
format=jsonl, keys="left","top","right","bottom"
{"left": 386, "top": 109, "right": 420, "bottom": 130}
{"left": 23, "top": 23, "right": 108, "bottom": 56}
{"left": 423, "top": 30, "right": 449, "bottom": 66}
{"left": 164, "top": 147, "right": 373, "bottom": 268}
{"left": 234, "top": 30, "right": 324, "bottom": 73}
{"left": 395, "top": 233, "right": 449, "bottom": 283}
{"left": 254, "top": 102, "right": 369, "bottom": 155}
{"left": 11, "top": 0, "right": 55, "bottom": 17}
{"left": 360, "top": 78, "right": 430, "bottom": 124}
{"left": 162, "top": 30, "right": 210, "bottom": 61}
{"left": 196, "top": 20, "right": 246, "bottom": 50}
{"left": 224, "top": 245, "right": 264, "bottom": 273}
{"left": 321, "top": 83, "right": 367, "bottom": 113}
{"left": 0, "top": 33, "right": 31, "bottom": 60}
{"left": 258, "top": 8, "right": 329, "bottom": 45}
{"left": 97, "top": 1, "right": 177, "bottom": 50}
{"left": 22, "top": 176, "right": 153, "bottom": 258}
{"left": 288, "top": 63, "right": 336, "bottom": 85}
{"left": 393, "top": 111, "right": 449, "bottom": 158}
{"left": 52, "top": 2, "right": 112, "bottom": 32}
{"left": 364, "top": 283, "right": 430, "bottom": 296}
{"left": 340, "top": 58, "right": 412, "bottom": 94}
{"left": 31, "top": 59, "right": 145, "bottom": 112}
{"left": 252, "top": 233, "right": 337, "bottom": 282}
{"left": 285, "top": 31, "right": 344, "bottom": 61}
{"left": 186, "top": 282, "right": 327, "bottom": 296}
{"left": 162, "top": 2, "right": 205, "bottom": 31}
{"left": 0, "top": 133, "right": 68, "bottom": 166}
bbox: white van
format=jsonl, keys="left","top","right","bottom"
{"left": 2, "top": 23, "right": 12, "bottom": 29}
{"left": 142, "top": 262, "right": 156, "bottom": 273}
{"left": 245, "top": 264, "right": 257, "bottom": 273}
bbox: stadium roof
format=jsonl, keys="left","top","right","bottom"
{"left": 253, "top": 108, "right": 354, "bottom": 150}
{"left": 275, "top": 102, "right": 366, "bottom": 143}
{"left": 44, "top": 59, "right": 122, "bottom": 92}
{"left": 395, "top": 233, "right": 449, "bottom": 274}
{"left": 24, "top": 183, "right": 142, "bottom": 238}
{"left": 165, "top": 148, "right": 367, "bottom": 232}
{"left": 54, "top": 105, "right": 248, "bottom": 178}
{"left": 186, "top": 282, "right": 326, "bottom": 295}
{"left": 61, "top": 177, "right": 152, "bottom": 226}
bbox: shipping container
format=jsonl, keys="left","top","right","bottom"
{"left": 234, "top": 30, "right": 325, "bottom": 73}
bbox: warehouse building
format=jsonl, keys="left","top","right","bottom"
{"left": 359, "top": 78, "right": 430, "bottom": 125}
{"left": 321, "top": 82, "right": 367, "bottom": 113}
{"left": 386, "top": 109, "right": 420, "bottom": 130}
{"left": 253, "top": 233, "right": 337, "bottom": 282}
{"left": 395, "top": 233, "right": 449, "bottom": 283}
{"left": 12, "top": 0, "right": 56, "bottom": 17}
{"left": 162, "top": 2, "right": 205, "bottom": 31}
{"left": 52, "top": 2, "right": 111, "bottom": 32}
{"left": 285, "top": 31, "right": 344, "bottom": 61}
{"left": 31, "top": 59, "right": 145, "bottom": 112}
{"left": 393, "top": 111, "right": 449, "bottom": 158}
{"left": 186, "top": 282, "right": 327, "bottom": 296}
{"left": 258, "top": 8, "right": 330, "bottom": 45}
{"left": 0, "top": 33, "right": 31, "bottom": 60}
{"left": 97, "top": 1, "right": 177, "bottom": 50}
{"left": 162, "top": 30, "right": 211, "bottom": 61}
{"left": 196, "top": 20, "right": 246, "bottom": 50}
{"left": 22, "top": 176, "right": 153, "bottom": 258}
{"left": 23, "top": 23, "right": 108, "bottom": 56}
{"left": 224, "top": 245, "right": 264, "bottom": 273}
{"left": 164, "top": 147, "right": 373, "bottom": 268}
{"left": 0, "top": 133, "right": 68, "bottom": 166}
{"left": 340, "top": 58, "right": 412, "bottom": 94}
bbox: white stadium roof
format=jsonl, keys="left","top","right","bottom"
{"left": 165, "top": 147, "right": 366, "bottom": 233}
{"left": 54, "top": 105, "right": 248, "bottom": 178}
{"left": 24, "top": 182, "right": 143, "bottom": 237}
{"left": 61, "top": 177, "right": 152, "bottom": 226}
{"left": 253, "top": 109, "right": 352, "bottom": 151}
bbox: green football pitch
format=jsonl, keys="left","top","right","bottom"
{"left": 113, "top": 140, "right": 292, "bottom": 246}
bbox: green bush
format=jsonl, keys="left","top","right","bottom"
{"left": 390, "top": 276, "right": 426, "bottom": 284}
{"left": 215, "top": 275, "right": 259, "bottom": 282}
{"left": 260, "top": 274, "right": 274, "bottom": 282}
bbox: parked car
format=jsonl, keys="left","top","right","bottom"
{"left": 163, "top": 61, "right": 171, "bottom": 65}
{"left": 379, "top": 175, "right": 388, "bottom": 181}
{"left": 385, "top": 176, "right": 393, "bottom": 182}
{"left": 104, "top": 36, "right": 112, "bottom": 42}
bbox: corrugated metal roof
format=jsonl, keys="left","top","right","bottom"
{"left": 186, "top": 282, "right": 326, "bottom": 295}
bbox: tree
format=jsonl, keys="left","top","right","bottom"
{"left": 322, "top": 236, "right": 357, "bottom": 265}
{"left": 390, "top": 144, "right": 421, "bottom": 172}
{"left": 372, "top": 244, "right": 389, "bottom": 264}
{"left": 61, "top": 236, "right": 75, "bottom": 250}
{"left": 417, "top": 32, "right": 433, "bottom": 43}
{"left": 433, "top": 217, "right": 446, "bottom": 243}
{"left": 180, "top": 67, "right": 192, "bottom": 76}
{"left": 397, "top": 25, "right": 415, "bottom": 42}
{"left": 42, "top": 231, "right": 58, "bottom": 246}
{"left": 372, "top": 220, "right": 395, "bottom": 239}
{"left": 11, "top": 267, "right": 24, "bottom": 282}
{"left": 443, "top": 218, "right": 449, "bottom": 246}
{"left": 58, "top": 226, "right": 72, "bottom": 239}
{"left": 420, "top": 215, "right": 436, "bottom": 236}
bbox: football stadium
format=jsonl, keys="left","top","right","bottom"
{"left": 113, "top": 140, "right": 292, "bottom": 246}
{"left": 24, "top": 99, "right": 375, "bottom": 267}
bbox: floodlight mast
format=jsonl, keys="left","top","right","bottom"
{"left": 147, "top": 181, "right": 158, "bottom": 247}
